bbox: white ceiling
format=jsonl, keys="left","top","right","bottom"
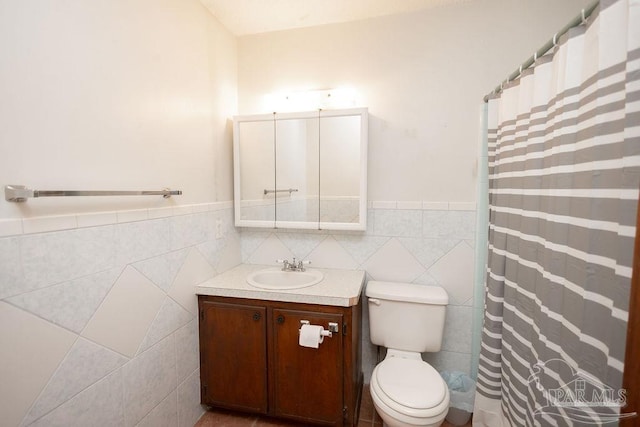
{"left": 199, "top": 0, "right": 470, "bottom": 36}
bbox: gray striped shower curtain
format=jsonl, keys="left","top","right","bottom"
{"left": 474, "top": 0, "right": 640, "bottom": 425}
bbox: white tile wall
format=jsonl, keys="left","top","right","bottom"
{"left": 133, "top": 249, "right": 190, "bottom": 293}
{"left": 177, "top": 369, "right": 205, "bottom": 427}
{"left": 168, "top": 249, "right": 217, "bottom": 315}
{"left": 82, "top": 266, "right": 166, "bottom": 358}
{"left": 1, "top": 204, "right": 477, "bottom": 426}
{"left": 373, "top": 209, "right": 423, "bottom": 237}
{"left": 212, "top": 235, "right": 243, "bottom": 273}
{"left": 138, "top": 298, "right": 193, "bottom": 354}
{"left": 19, "top": 227, "right": 117, "bottom": 298}
{"left": 247, "top": 234, "right": 295, "bottom": 265}
{"left": 29, "top": 369, "right": 125, "bottom": 427}
{"left": 136, "top": 391, "right": 178, "bottom": 427}
{"left": 123, "top": 336, "right": 177, "bottom": 427}
{"left": 22, "top": 215, "right": 78, "bottom": 235}
{"left": 429, "top": 241, "right": 475, "bottom": 304}
{"left": 332, "top": 235, "right": 390, "bottom": 265}
{"left": 0, "top": 219, "right": 23, "bottom": 236}
{"left": 76, "top": 212, "right": 119, "bottom": 228}
{"left": 0, "top": 302, "right": 76, "bottom": 427}
{"left": 115, "top": 220, "right": 172, "bottom": 266}
{"left": 175, "top": 320, "right": 200, "bottom": 384}
{"left": 274, "top": 232, "right": 326, "bottom": 260}
{"left": 240, "top": 206, "right": 478, "bottom": 379}
{"left": 362, "top": 238, "right": 426, "bottom": 282}
{"left": 306, "top": 236, "right": 359, "bottom": 270}
{"left": 7, "top": 268, "right": 121, "bottom": 333}
{"left": 23, "top": 338, "right": 128, "bottom": 425}
{"left": 0, "top": 208, "right": 238, "bottom": 427}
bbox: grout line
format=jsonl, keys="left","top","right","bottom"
{"left": 17, "top": 334, "right": 82, "bottom": 427}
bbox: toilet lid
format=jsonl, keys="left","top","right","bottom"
{"left": 375, "top": 358, "right": 446, "bottom": 410}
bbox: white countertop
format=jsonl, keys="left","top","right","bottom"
{"left": 196, "top": 264, "right": 365, "bottom": 307}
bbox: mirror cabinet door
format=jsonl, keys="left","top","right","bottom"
{"left": 275, "top": 117, "right": 320, "bottom": 226}
{"left": 319, "top": 114, "right": 363, "bottom": 225}
{"left": 237, "top": 119, "right": 275, "bottom": 226}
{"left": 234, "top": 108, "right": 367, "bottom": 230}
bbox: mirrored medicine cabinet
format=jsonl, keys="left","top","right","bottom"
{"left": 233, "top": 108, "right": 368, "bottom": 231}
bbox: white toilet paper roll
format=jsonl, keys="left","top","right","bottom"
{"left": 299, "top": 324, "right": 325, "bottom": 348}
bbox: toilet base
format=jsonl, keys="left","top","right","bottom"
{"left": 381, "top": 422, "right": 444, "bottom": 427}
{"left": 373, "top": 405, "right": 446, "bottom": 427}
{"left": 370, "top": 381, "right": 448, "bottom": 427}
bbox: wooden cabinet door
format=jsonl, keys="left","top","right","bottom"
{"left": 199, "top": 300, "right": 268, "bottom": 414}
{"left": 271, "top": 308, "right": 344, "bottom": 425}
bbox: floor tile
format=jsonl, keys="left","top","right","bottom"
{"left": 194, "top": 383, "right": 472, "bottom": 426}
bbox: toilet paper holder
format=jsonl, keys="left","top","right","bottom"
{"left": 299, "top": 320, "right": 339, "bottom": 337}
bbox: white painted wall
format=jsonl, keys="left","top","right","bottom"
{"left": 237, "top": 0, "right": 592, "bottom": 204}
{"left": 0, "top": 0, "right": 237, "bottom": 219}
{"left": 0, "top": 1, "right": 240, "bottom": 426}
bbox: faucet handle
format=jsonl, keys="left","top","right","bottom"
{"left": 297, "top": 259, "right": 311, "bottom": 271}
{"left": 276, "top": 259, "right": 290, "bottom": 270}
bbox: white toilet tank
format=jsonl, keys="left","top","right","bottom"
{"left": 366, "top": 281, "right": 448, "bottom": 353}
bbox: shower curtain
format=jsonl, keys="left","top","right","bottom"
{"left": 474, "top": 0, "right": 640, "bottom": 425}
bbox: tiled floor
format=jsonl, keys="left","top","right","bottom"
{"left": 195, "top": 385, "right": 472, "bottom": 427}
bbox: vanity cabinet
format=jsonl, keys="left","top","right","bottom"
{"left": 198, "top": 295, "right": 363, "bottom": 426}
{"left": 198, "top": 301, "right": 268, "bottom": 413}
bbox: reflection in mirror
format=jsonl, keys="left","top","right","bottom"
{"left": 237, "top": 119, "right": 275, "bottom": 224}
{"left": 276, "top": 117, "right": 319, "bottom": 223}
{"left": 320, "top": 115, "right": 361, "bottom": 224}
{"left": 233, "top": 108, "right": 367, "bottom": 230}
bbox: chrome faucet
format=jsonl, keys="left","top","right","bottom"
{"left": 276, "top": 257, "right": 311, "bottom": 272}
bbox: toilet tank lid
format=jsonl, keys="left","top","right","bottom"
{"left": 366, "top": 281, "right": 448, "bottom": 305}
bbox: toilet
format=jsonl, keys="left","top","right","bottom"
{"left": 366, "top": 281, "right": 450, "bottom": 427}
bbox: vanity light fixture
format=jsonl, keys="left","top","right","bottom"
{"left": 264, "top": 87, "right": 357, "bottom": 112}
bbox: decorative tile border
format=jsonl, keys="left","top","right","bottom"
{"left": 1, "top": 200, "right": 475, "bottom": 237}
{"left": 368, "top": 201, "right": 476, "bottom": 211}
{"left": 0, "top": 201, "right": 234, "bottom": 237}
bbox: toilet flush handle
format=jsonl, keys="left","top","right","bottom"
{"left": 368, "top": 298, "right": 381, "bottom": 306}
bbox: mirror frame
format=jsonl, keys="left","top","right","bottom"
{"left": 233, "top": 107, "right": 368, "bottom": 231}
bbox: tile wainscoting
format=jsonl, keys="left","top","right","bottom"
{"left": 0, "top": 203, "right": 477, "bottom": 426}
{"left": 0, "top": 207, "right": 240, "bottom": 427}
{"left": 240, "top": 206, "right": 478, "bottom": 382}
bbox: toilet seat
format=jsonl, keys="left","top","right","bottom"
{"left": 370, "top": 357, "right": 449, "bottom": 421}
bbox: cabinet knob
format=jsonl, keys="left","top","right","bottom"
{"left": 253, "top": 312, "right": 261, "bottom": 321}
{"left": 276, "top": 315, "right": 285, "bottom": 324}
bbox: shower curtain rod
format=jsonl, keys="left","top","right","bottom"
{"left": 483, "top": 0, "right": 599, "bottom": 102}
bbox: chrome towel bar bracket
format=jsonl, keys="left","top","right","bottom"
{"left": 4, "top": 185, "right": 182, "bottom": 202}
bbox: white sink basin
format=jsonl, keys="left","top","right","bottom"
{"left": 247, "top": 267, "right": 324, "bottom": 290}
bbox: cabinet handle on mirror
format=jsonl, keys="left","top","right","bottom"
{"left": 253, "top": 312, "right": 261, "bottom": 321}
{"left": 276, "top": 315, "right": 285, "bottom": 324}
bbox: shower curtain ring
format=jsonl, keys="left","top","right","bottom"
{"left": 519, "top": 65, "right": 523, "bottom": 76}
{"left": 581, "top": 9, "right": 587, "bottom": 25}
{"left": 553, "top": 33, "right": 558, "bottom": 46}
{"left": 534, "top": 52, "right": 538, "bottom": 62}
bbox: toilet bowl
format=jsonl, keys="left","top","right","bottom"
{"left": 366, "top": 281, "right": 450, "bottom": 427}
{"left": 369, "top": 351, "right": 449, "bottom": 427}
